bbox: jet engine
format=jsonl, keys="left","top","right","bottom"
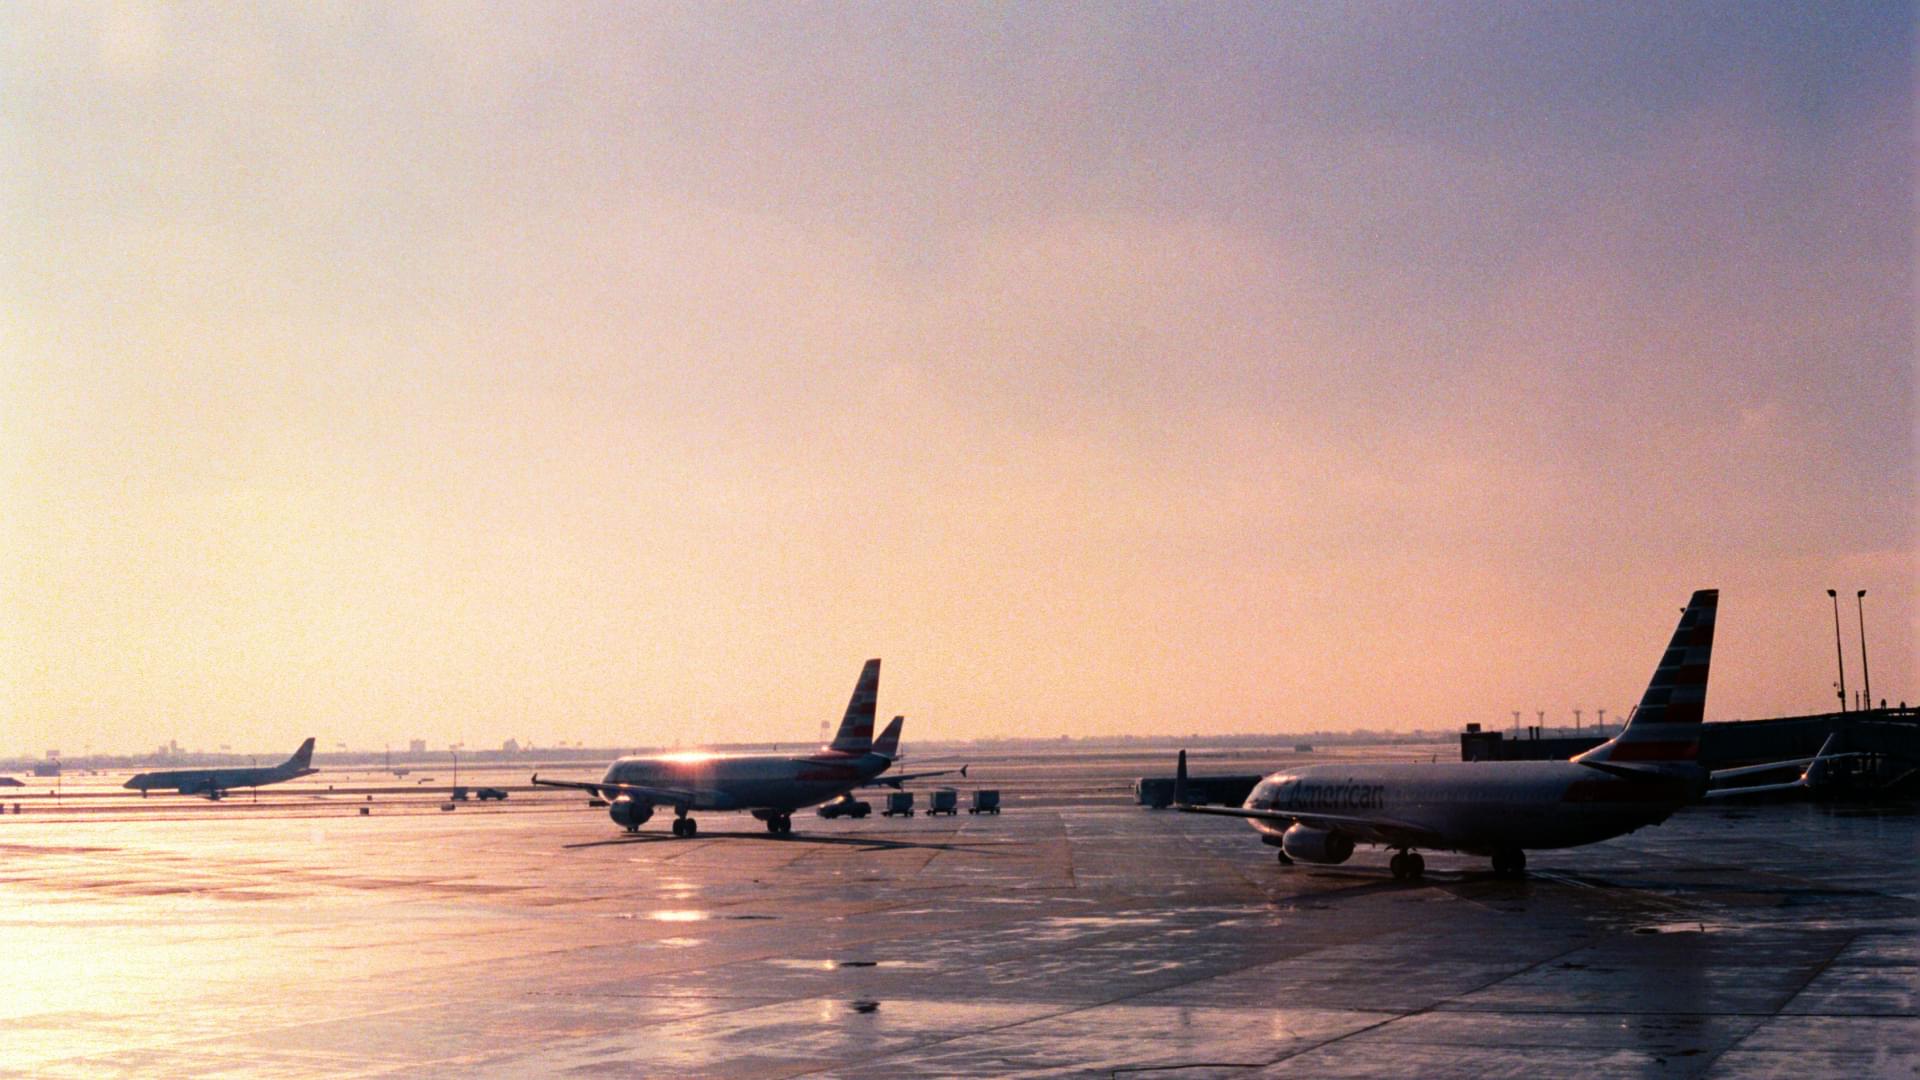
{"left": 1280, "top": 824, "right": 1354, "bottom": 865}
{"left": 608, "top": 797, "right": 653, "bottom": 829}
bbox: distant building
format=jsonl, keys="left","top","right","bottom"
{"left": 408, "top": 739, "right": 427, "bottom": 754}
{"left": 502, "top": 738, "right": 520, "bottom": 755}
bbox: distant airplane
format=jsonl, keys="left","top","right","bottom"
{"left": 860, "top": 714, "right": 967, "bottom": 789}
{"left": 124, "top": 738, "right": 318, "bottom": 800}
{"left": 1177, "top": 589, "right": 1841, "bottom": 880}
{"left": 534, "top": 659, "right": 964, "bottom": 837}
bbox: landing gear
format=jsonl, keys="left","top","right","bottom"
{"left": 1491, "top": 848, "right": 1526, "bottom": 878}
{"left": 765, "top": 813, "right": 793, "bottom": 837}
{"left": 1389, "top": 851, "right": 1426, "bottom": 881}
{"left": 671, "top": 814, "right": 699, "bottom": 838}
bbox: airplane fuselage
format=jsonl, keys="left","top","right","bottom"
{"left": 602, "top": 751, "right": 892, "bottom": 813}
{"left": 123, "top": 765, "right": 317, "bottom": 798}
{"left": 1244, "top": 760, "right": 1703, "bottom": 855}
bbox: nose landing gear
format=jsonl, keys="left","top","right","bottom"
{"left": 671, "top": 814, "right": 699, "bottom": 838}
{"left": 764, "top": 813, "right": 793, "bottom": 836}
{"left": 1388, "top": 851, "right": 1426, "bottom": 881}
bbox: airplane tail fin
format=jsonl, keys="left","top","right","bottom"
{"left": 872, "top": 715, "right": 904, "bottom": 759}
{"left": 285, "top": 737, "right": 316, "bottom": 770}
{"left": 827, "top": 659, "right": 881, "bottom": 753}
{"left": 1575, "top": 590, "right": 1717, "bottom": 765}
{"left": 1174, "top": 749, "right": 1189, "bottom": 806}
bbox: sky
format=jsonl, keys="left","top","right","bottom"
{"left": 2, "top": 3, "right": 1913, "bottom": 756}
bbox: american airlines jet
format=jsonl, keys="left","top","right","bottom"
{"left": 124, "top": 738, "right": 318, "bottom": 799}
{"left": 1178, "top": 590, "right": 1822, "bottom": 879}
{"left": 534, "top": 660, "right": 961, "bottom": 837}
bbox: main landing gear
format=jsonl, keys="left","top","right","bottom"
{"left": 670, "top": 812, "right": 699, "bottom": 838}
{"left": 1388, "top": 851, "right": 1425, "bottom": 881}
{"left": 1490, "top": 848, "right": 1526, "bottom": 878}
{"left": 764, "top": 813, "right": 793, "bottom": 837}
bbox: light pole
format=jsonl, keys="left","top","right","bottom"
{"left": 1826, "top": 589, "right": 1847, "bottom": 713}
{"left": 1856, "top": 590, "right": 1872, "bottom": 711}
{"left": 1596, "top": 707, "right": 1606, "bottom": 735}
{"left": 451, "top": 745, "right": 461, "bottom": 788}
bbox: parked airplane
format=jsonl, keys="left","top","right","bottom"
{"left": 1176, "top": 589, "right": 1809, "bottom": 879}
{"left": 124, "top": 738, "right": 318, "bottom": 799}
{"left": 533, "top": 659, "right": 964, "bottom": 836}
{"left": 862, "top": 714, "right": 967, "bottom": 789}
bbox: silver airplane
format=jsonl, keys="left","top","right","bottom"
{"left": 533, "top": 660, "right": 963, "bottom": 837}
{"left": 1177, "top": 589, "right": 1823, "bottom": 880}
{"left": 124, "top": 738, "right": 318, "bottom": 800}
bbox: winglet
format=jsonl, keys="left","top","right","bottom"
{"left": 1174, "top": 749, "right": 1189, "bottom": 807}
{"left": 1803, "top": 733, "right": 1840, "bottom": 792}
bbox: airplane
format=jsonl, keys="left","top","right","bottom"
{"left": 861, "top": 715, "right": 968, "bottom": 789}
{"left": 1174, "top": 589, "right": 1834, "bottom": 880}
{"left": 124, "top": 738, "right": 318, "bottom": 800}
{"left": 532, "top": 659, "right": 964, "bottom": 836}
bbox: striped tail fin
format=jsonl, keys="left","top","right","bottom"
{"left": 1575, "top": 590, "right": 1717, "bottom": 765}
{"left": 827, "top": 659, "right": 881, "bottom": 753}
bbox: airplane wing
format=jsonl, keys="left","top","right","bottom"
{"left": 860, "top": 764, "right": 968, "bottom": 789}
{"left": 1177, "top": 803, "right": 1447, "bottom": 849}
{"left": 1701, "top": 735, "right": 1863, "bottom": 799}
{"left": 530, "top": 774, "right": 725, "bottom": 808}
{"left": 1702, "top": 778, "right": 1815, "bottom": 799}
{"left": 1709, "top": 753, "right": 1862, "bottom": 783}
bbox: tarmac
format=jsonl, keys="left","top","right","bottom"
{"left": 1, "top": 747, "right": 1914, "bottom": 1078}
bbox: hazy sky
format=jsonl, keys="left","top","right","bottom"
{"left": 3, "top": 4, "right": 1912, "bottom": 755}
